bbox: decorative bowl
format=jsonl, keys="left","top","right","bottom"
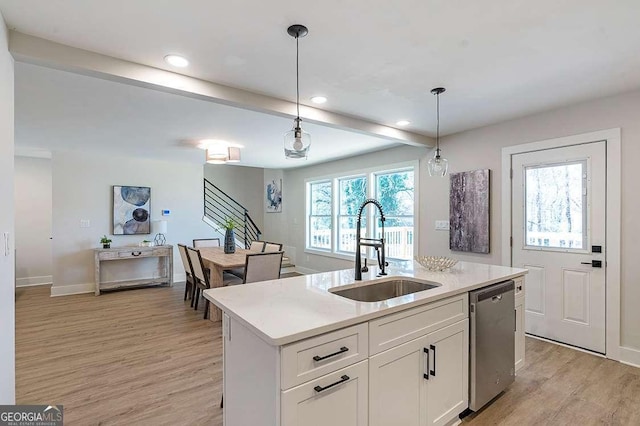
{"left": 414, "top": 256, "right": 458, "bottom": 271}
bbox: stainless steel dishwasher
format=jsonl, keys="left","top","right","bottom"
{"left": 469, "top": 280, "right": 515, "bottom": 411}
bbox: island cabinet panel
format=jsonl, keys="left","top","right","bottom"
{"left": 281, "top": 360, "right": 369, "bottom": 426}
{"left": 369, "top": 335, "right": 428, "bottom": 426}
{"left": 369, "top": 293, "right": 468, "bottom": 355}
{"left": 425, "top": 320, "right": 469, "bottom": 426}
{"left": 514, "top": 276, "right": 526, "bottom": 371}
{"left": 281, "top": 323, "right": 368, "bottom": 389}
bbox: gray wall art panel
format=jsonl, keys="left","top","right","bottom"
{"left": 450, "top": 169, "right": 490, "bottom": 253}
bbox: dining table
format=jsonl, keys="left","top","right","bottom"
{"left": 198, "top": 246, "right": 258, "bottom": 321}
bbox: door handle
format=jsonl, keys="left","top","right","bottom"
{"left": 429, "top": 344, "right": 436, "bottom": 377}
{"left": 581, "top": 260, "right": 602, "bottom": 268}
{"left": 423, "top": 347, "right": 429, "bottom": 380}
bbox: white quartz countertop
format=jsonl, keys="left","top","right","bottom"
{"left": 203, "top": 261, "right": 527, "bottom": 346}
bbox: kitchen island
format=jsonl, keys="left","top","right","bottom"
{"left": 204, "top": 261, "right": 527, "bottom": 426}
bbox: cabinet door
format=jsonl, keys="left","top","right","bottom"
{"left": 515, "top": 299, "right": 525, "bottom": 371}
{"left": 281, "top": 360, "right": 368, "bottom": 426}
{"left": 425, "top": 320, "right": 469, "bottom": 426}
{"left": 369, "top": 335, "right": 428, "bottom": 426}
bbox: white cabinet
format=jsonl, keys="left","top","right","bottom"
{"left": 369, "top": 320, "right": 468, "bottom": 426}
{"left": 281, "top": 360, "right": 369, "bottom": 426}
{"left": 425, "top": 321, "right": 469, "bottom": 426}
{"left": 514, "top": 277, "right": 526, "bottom": 372}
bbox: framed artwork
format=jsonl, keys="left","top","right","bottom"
{"left": 113, "top": 185, "right": 151, "bottom": 235}
{"left": 265, "top": 179, "right": 282, "bottom": 213}
{"left": 450, "top": 169, "right": 490, "bottom": 253}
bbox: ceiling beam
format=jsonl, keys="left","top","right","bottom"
{"left": 9, "top": 31, "right": 433, "bottom": 147}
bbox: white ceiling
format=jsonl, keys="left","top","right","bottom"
{"left": 14, "top": 62, "right": 400, "bottom": 168}
{"left": 3, "top": 0, "right": 640, "bottom": 154}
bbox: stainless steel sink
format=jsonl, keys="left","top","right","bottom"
{"left": 330, "top": 279, "right": 440, "bottom": 302}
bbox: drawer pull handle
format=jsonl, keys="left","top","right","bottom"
{"left": 132, "top": 251, "right": 142, "bottom": 256}
{"left": 314, "top": 375, "right": 350, "bottom": 393}
{"left": 313, "top": 346, "right": 349, "bottom": 362}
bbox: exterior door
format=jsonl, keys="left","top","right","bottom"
{"left": 512, "top": 141, "right": 606, "bottom": 353}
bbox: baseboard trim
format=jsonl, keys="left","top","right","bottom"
{"left": 16, "top": 275, "right": 52, "bottom": 287}
{"left": 620, "top": 346, "right": 640, "bottom": 368}
{"left": 294, "top": 266, "right": 319, "bottom": 275}
{"left": 50, "top": 283, "right": 94, "bottom": 297}
{"left": 173, "top": 272, "right": 186, "bottom": 283}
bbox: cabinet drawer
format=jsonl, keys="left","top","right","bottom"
{"left": 281, "top": 360, "right": 368, "bottom": 426}
{"left": 281, "top": 323, "right": 368, "bottom": 390}
{"left": 369, "top": 293, "right": 468, "bottom": 355}
{"left": 514, "top": 276, "right": 525, "bottom": 299}
{"left": 117, "top": 249, "right": 153, "bottom": 259}
{"left": 98, "top": 251, "right": 117, "bottom": 260}
{"left": 152, "top": 248, "right": 171, "bottom": 257}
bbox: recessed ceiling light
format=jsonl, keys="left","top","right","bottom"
{"left": 310, "top": 96, "right": 327, "bottom": 104}
{"left": 396, "top": 120, "right": 411, "bottom": 126}
{"left": 164, "top": 54, "right": 189, "bottom": 67}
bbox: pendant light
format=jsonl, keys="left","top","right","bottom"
{"left": 284, "top": 24, "right": 311, "bottom": 159}
{"left": 427, "top": 87, "right": 449, "bottom": 177}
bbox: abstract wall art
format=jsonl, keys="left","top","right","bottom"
{"left": 113, "top": 185, "right": 151, "bottom": 235}
{"left": 450, "top": 169, "right": 490, "bottom": 253}
{"left": 265, "top": 179, "right": 282, "bottom": 213}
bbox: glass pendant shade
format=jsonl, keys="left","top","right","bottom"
{"left": 427, "top": 151, "right": 449, "bottom": 177}
{"left": 284, "top": 119, "right": 311, "bottom": 159}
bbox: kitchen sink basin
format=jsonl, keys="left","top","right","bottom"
{"left": 330, "top": 279, "right": 440, "bottom": 302}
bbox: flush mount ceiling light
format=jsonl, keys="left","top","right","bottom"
{"left": 284, "top": 24, "right": 311, "bottom": 159}
{"left": 310, "top": 95, "right": 327, "bottom": 104}
{"left": 396, "top": 120, "right": 411, "bottom": 126}
{"left": 203, "top": 140, "right": 241, "bottom": 164}
{"left": 427, "top": 87, "right": 449, "bottom": 177}
{"left": 164, "top": 54, "right": 189, "bottom": 67}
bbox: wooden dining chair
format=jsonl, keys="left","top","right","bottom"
{"left": 243, "top": 251, "right": 284, "bottom": 284}
{"left": 263, "top": 241, "right": 283, "bottom": 253}
{"left": 249, "top": 240, "right": 265, "bottom": 252}
{"left": 193, "top": 238, "right": 221, "bottom": 248}
{"left": 187, "top": 246, "right": 211, "bottom": 319}
{"left": 177, "top": 244, "right": 195, "bottom": 303}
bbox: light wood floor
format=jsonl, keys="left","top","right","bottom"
{"left": 16, "top": 284, "right": 640, "bottom": 425}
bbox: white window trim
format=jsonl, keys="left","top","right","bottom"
{"left": 305, "top": 160, "right": 419, "bottom": 262}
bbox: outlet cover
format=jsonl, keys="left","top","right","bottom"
{"left": 435, "top": 220, "right": 450, "bottom": 231}
{"left": 80, "top": 219, "right": 91, "bottom": 228}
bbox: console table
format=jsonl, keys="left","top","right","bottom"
{"left": 94, "top": 245, "right": 173, "bottom": 295}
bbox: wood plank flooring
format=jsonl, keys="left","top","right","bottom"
{"left": 16, "top": 284, "right": 640, "bottom": 425}
{"left": 16, "top": 283, "right": 222, "bottom": 425}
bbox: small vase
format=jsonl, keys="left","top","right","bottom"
{"left": 103, "top": 243, "right": 110, "bottom": 249}
{"left": 224, "top": 229, "right": 236, "bottom": 254}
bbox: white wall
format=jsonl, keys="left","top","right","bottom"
{"left": 0, "top": 10, "right": 16, "bottom": 404}
{"left": 431, "top": 89, "right": 640, "bottom": 356}
{"left": 15, "top": 156, "right": 52, "bottom": 286}
{"left": 204, "top": 164, "right": 265, "bottom": 233}
{"left": 51, "top": 151, "right": 214, "bottom": 295}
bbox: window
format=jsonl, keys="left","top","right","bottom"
{"left": 306, "top": 164, "right": 416, "bottom": 261}
{"left": 524, "top": 161, "right": 587, "bottom": 250}
{"left": 308, "top": 180, "right": 332, "bottom": 250}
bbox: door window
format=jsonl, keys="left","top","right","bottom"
{"left": 524, "top": 161, "right": 587, "bottom": 250}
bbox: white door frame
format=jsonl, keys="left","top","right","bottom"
{"left": 501, "top": 128, "right": 621, "bottom": 361}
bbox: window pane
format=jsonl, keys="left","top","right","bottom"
{"left": 375, "top": 170, "right": 414, "bottom": 260}
{"left": 525, "top": 162, "right": 586, "bottom": 249}
{"left": 339, "top": 176, "right": 367, "bottom": 215}
{"left": 310, "top": 181, "right": 332, "bottom": 215}
{"left": 376, "top": 170, "right": 414, "bottom": 216}
{"left": 338, "top": 217, "right": 366, "bottom": 253}
{"left": 309, "top": 216, "right": 331, "bottom": 249}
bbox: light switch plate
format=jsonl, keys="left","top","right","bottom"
{"left": 80, "top": 219, "right": 91, "bottom": 228}
{"left": 435, "top": 220, "right": 450, "bottom": 231}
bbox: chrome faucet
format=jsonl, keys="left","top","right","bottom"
{"left": 355, "top": 198, "right": 387, "bottom": 280}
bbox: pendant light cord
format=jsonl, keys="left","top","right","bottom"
{"left": 296, "top": 34, "right": 300, "bottom": 121}
{"left": 436, "top": 92, "right": 440, "bottom": 154}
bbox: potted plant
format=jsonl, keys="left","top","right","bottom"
{"left": 100, "top": 235, "right": 112, "bottom": 249}
{"left": 223, "top": 217, "right": 236, "bottom": 254}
